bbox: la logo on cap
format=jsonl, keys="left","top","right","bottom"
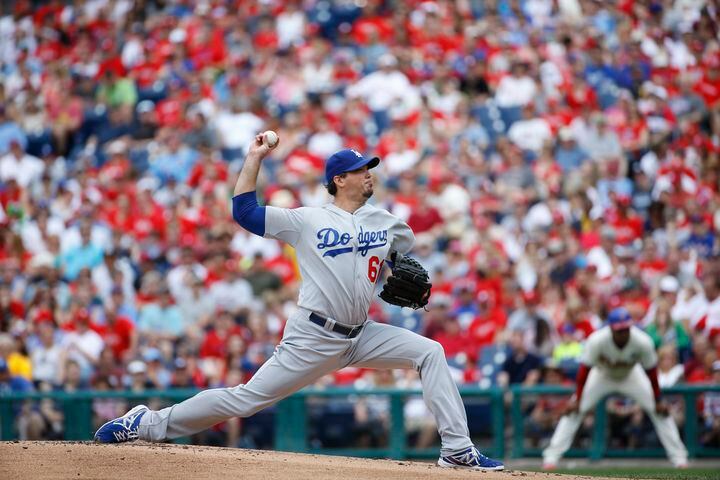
{"left": 350, "top": 149, "right": 363, "bottom": 158}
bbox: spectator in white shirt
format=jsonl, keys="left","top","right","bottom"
{"left": 347, "top": 54, "right": 413, "bottom": 132}
{"left": 167, "top": 246, "right": 207, "bottom": 302}
{"left": 302, "top": 54, "right": 334, "bottom": 95}
{"left": 586, "top": 226, "right": 616, "bottom": 279}
{"left": 20, "top": 207, "right": 65, "bottom": 256}
{"left": 30, "top": 319, "right": 63, "bottom": 386}
{"left": 209, "top": 262, "right": 255, "bottom": 315}
{"left": 60, "top": 217, "right": 113, "bottom": 255}
{"left": 307, "top": 117, "right": 344, "bottom": 159}
{"left": 641, "top": 275, "right": 680, "bottom": 327}
{"left": 579, "top": 114, "right": 623, "bottom": 161}
{"left": 508, "top": 104, "right": 552, "bottom": 153}
{"left": 276, "top": 2, "right": 306, "bottom": 48}
{"left": 230, "top": 228, "right": 282, "bottom": 260}
{"left": 0, "top": 140, "right": 44, "bottom": 188}
{"left": 61, "top": 310, "right": 104, "bottom": 381}
{"left": 178, "top": 275, "right": 215, "bottom": 341}
{"left": 657, "top": 344, "right": 685, "bottom": 387}
{"left": 495, "top": 62, "right": 538, "bottom": 108}
{"left": 672, "top": 280, "right": 709, "bottom": 330}
{"left": 212, "top": 100, "right": 263, "bottom": 153}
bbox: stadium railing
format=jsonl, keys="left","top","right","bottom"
{"left": 1, "top": 385, "right": 717, "bottom": 460}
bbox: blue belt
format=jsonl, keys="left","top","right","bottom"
{"left": 309, "top": 312, "right": 364, "bottom": 338}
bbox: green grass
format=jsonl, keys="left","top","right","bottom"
{"left": 525, "top": 466, "right": 719, "bottom": 480}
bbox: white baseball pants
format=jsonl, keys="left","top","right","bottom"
{"left": 542, "top": 365, "right": 688, "bottom": 466}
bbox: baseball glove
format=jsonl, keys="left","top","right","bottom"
{"left": 379, "top": 252, "right": 432, "bottom": 310}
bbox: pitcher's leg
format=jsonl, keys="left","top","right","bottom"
{"left": 140, "top": 341, "right": 343, "bottom": 441}
{"left": 347, "top": 321, "right": 470, "bottom": 456}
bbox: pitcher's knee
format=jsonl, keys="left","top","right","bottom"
{"left": 414, "top": 340, "right": 445, "bottom": 372}
{"left": 426, "top": 340, "right": 446, "bottom": 360}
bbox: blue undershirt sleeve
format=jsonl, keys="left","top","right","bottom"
{"left": 232, "top": 191, "right": 266, "bottom": 237}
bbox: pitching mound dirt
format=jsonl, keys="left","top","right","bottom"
{"left": 0, "top": 441, "right": 615, "bottom": 480}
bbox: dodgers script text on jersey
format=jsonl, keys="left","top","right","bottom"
{"left": 316, "top": 227, "right": 388, "bottom": 258}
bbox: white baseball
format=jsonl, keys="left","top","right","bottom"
{"left": 263, "top": 130, "right": 279, "bottom": 148}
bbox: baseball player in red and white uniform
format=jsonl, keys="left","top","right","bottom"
{"left": 542, "top": 307, "right": 688, "bottom": 469}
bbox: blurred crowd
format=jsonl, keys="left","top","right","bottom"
{"left": 0, "top": 0, "right": 719, "bottom": 449}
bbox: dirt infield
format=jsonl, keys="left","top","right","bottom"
{"left": 0, "top": 441, "right": 614, "bottom": 480}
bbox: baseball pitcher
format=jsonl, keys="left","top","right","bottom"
{"left": 542, "top": 307, "right": 688, "bottom": 469}
{"left": 95, "top": 134, "right": 504, "bottom": 471}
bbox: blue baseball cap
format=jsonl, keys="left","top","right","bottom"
{"left": 325, "top": 149, "right": 379, "bottom": 184}
{"left": 607, "top": 307, "right": 633, "bottom": 330}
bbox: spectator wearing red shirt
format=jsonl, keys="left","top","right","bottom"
{"left": 351, "top": 3, "right": 394, "bottom": 46}
{"left": 693, "top": 60, "right": 720, "bottom": 111}
{"left": 468, "top": 291, "right": 507, "bottom": 352}
{"left": 96, "top": 307, "right": 136, "bottom": 362}
{"left": 253, "top": 16, "right": 279, "bottom": 51}
{"left": 637, "top": 238, "right": 668, "bottom": 286}
{"left": 684, "top": 334, "right": 712, "bottom": 380}
{"left": 155, "top": 83, "right": 189, "bottom": 128}
{"left": 431, "top": 315, "right": 473, "bottom": 360}
{"left": 99, "top": 141, "right": 132, "bottom": 186}
{"left": 471, "top": 256, "right": 506, "bottom": 311}
{"left": 407, "top": 194, "right": 444, "bottom": 235}
{"left": 128, "top": 190, "right": 168, "bottom": 242}
{"left": 332, "top": 53, "right": 361, "bottom": 86}
{"left": 686, "top": 349, "right": 718, "bottom": 384}
{"left": 199, "top": 310, "right": 247, "bottom": 360}
{"left": 607, "top": 196, "right": 644, "bottom": 246}
{"left": 187, "top": 154, "right": 228, "bottom": 189}
{"left": 565, "top": 75, "right": 598, "bottom": 112}
{"left": 559, "top": 298, "right": 595, "bottom": 340}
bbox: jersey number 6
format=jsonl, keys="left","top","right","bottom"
{"left": 368, "top": 256, "right": 384, "bottom": 283}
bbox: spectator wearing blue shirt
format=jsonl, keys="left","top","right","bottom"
{"left": 110, "top": 286, "right": 139, "bottom": 324}
{"left": 149, "top": 132, "right": 199, "bottom": 185}
{"left": 0, "top": 106, "right": 28, "bottom": 154}
{"left": 685, "top": 215, "right": 717, "bottom": 259}
{"left": 554, "top": 127, "right": 588, "bottom": 173}
{"left": 451, "top": 281, "right": 481, "bottom": 330}
{"left": 596, "top": 158, "right": 634, "bottom": 211}
{"left": 138, "top": 287, "right": 185, "bottom": 341}
{"left": 58, "top": 224, "right": 104, "bottom": 281}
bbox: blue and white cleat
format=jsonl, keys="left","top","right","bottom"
{"left": 94, "top": 404, "right": 148, "bottom": 443}
{"left": 438, "top": 446, "right": 505, "bottom": 471}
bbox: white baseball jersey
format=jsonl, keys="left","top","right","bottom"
{"left": 580, "top": 326, "right": 657, "bottom": 380}
{"left": 264, "top": 202, "right": 415, "bottom": 325}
